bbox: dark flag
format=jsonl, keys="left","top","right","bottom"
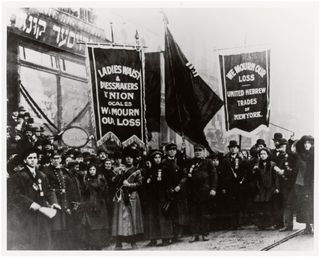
{"left": 145, "top": 52, "right": 161, "bottom": 133}
{"left": 165, "top": 27, "right": 223, "bottom": 151}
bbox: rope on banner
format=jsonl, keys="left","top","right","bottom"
{"left": 270, "top": 122, "right": 295, "bottom": 135}
{"left": 19, "top": 81, "right": 60, "bottom": 132}
{"left": 19, "top": 87, "right": 42, "bottom": 119}
{"left": 20, "top": 87, "right": 57, "bottom": 134}
{"left": 62, "top": 102, "right": 90, "bottom": 131}
{"left": 76, "top": 41, "right": 148, "bottom": 50}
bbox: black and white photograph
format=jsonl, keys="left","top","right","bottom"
{"left": 2, "top": 1, "right": 319, "bottom": 254}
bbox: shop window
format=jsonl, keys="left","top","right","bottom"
{"left": 19, "top": 46, "right": 57, "bottom": 69}
{"left": 60, "top": 77, "right": 90, "bottom": 132}
{"left": 60, "top": 58, "right": 87, "bottom": 78}
{"left": 19, "top": 66, "right": 58, "bottom": 126}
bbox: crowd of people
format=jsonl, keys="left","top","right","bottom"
{"left": 7, "top": 106, "right": 314, "bottom": 250}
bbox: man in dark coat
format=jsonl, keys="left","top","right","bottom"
{"left": 274, "top": 138, "right": 297, "bottom": 231}
{"left": 162, "top": 143, "right": 189, "bottom": 242}
{"left": 187, "top": 144, "right": 217, "bottom": 242}
{"left": 42, "top": 150, "right": 74, "bottom": 249}
{"left": 64, "top": 160, "right": 83, "bottom": 249}
{"left": 219, "top": 140, "right": 250, "bottom": 229}
{"left": 7, "top": 148, "right": 58, "bottom": 250}
{"left": 270, "top": 133, "right": 283, "bottom": 163}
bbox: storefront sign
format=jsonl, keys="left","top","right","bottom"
{"left": 219, "top": 50, "right": 270, "bottom": 133}
{"left": 9, "top": 8, "right": 106, "bottom": 55}
{"left": 87, "top": 46, "right": 146, "bottom": 148}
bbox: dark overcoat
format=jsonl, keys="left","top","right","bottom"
{"left": 7, "top": 167, "right": 57, "bottom": 250}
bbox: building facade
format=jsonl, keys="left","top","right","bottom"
{"left": 7, "top": 8, "right": 110, "bottom": 145}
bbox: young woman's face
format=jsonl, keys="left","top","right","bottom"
{"left": 153, "top": 154, "right": 162, "bottom": 165}
{"left": 125, "top": 156, "right": 134, "bottom": 165}
{"left": 104, "top": 160, "right": 112, "bottom": 170}
{"left": 212, "top": 159, "right": 219, "bottom": 167}
{"left": 145, "top": 160, "right": 152, "bottom": 168}
{"left": 259, "top": 150, "right": 268, "bottom": 161}
{"left": 304, "top": 141, "right": 312, "bottom": 151}
{"left": 89, "top": 166, "right": 96, "bottom": 176}
{"left": 241, "top": 151, "right": 248, "bottom": 158}
{"left": 65, "top": 157, "right": 73, "bottom": 165}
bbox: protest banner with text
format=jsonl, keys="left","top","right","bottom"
{"left": 219, "top": 50, "right": 270, "bottom": 133}
{"left": 87, "top": 47, "right": 146, "bottom": 148}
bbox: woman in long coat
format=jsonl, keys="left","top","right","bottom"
{"left": 81, "top": 164, "right": 109, "bottom": 249}
{"left": 252, "top": 148, "right": 280, "bottom": 229}
{"left": 140, "top": 152, "right": 160, "bottom": 246}
{"left": 111, "top": 147, "right": 144, "bottom": 250}
{"left": 295, "top": 135, "right": 314, "bottom": 234}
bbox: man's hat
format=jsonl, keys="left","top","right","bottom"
{"left": 22, "top": 147, "right": 38, "bottom": 159}
{"left": 52, "top": 149, "right": 63, "bottom": 157}
{"left": 258, "top": 147, "right": 271, "bottom": 156}
{"left": 23, "top": 125, "right": 34, "bottom": 133}
{"left": 18, "top": 106, "right": 26, "bottom": 112}
{"left": 273, "top": 133, "right": 283, "bottom": 141}
{"left": 74, "top": 151, "right": 83, "bottom": 158}
{"left": 165, "top": 143, "right": 177, "bottom": 151}
{"left": 97, "top": 148, "right": 107, "bottom": 155}
{"left": 17, "top": 114, "right": 25, "bottom": 120}
{"left": 228, "top": 140, "right": 239, "bottom": 148}
{"left": 150, "top": 149, "right": 163, "bottom": 158}
{"left": 278, "top": 138, "right": 288, "bottom": 146}
{"left": 256, "top": 139, "right": 266, "bottom": 147}
{"left": 194, "top": 144, "right": 205, "bottom": 151}
{"left": 24, "top": 112, "right": 31, "bottom": 118}
{"left": 122, "top": 147, "right": 138, "bottom": 158}
{"left": 113, "top": 150, "right": 123, "bottom": 159}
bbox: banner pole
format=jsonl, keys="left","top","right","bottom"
{"left": 239, "top": 134, "right": 242, "bottom": 149}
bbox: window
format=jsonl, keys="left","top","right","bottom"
{"left": 19, "top": 46, "right": 57, "bottom": 69}
{"left": 60, "top": 77, "right": 90, "bottom": 132}
{"left": 60, "top": 58, "right": 87, "bottom": 78}
{"left": 18, "top": 44, "right": 92, "bottom": 138}
{"left": 19, "top": 66, "right": 58, "bottom": 126}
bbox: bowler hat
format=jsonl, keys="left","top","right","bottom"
{"left": 273, "top": 133, "right": 283, "bottom": 141}
{"left": 228, "top": 140, "right": 239, "bottom": 148}
{"left": 278, "top": 138, "right": 288, "bottom": 146}
{"left": 256, "top": 139, "right": 266, "bottom": 147}
{"left": 165, "top": 143, "right": 177, "bottom": 151}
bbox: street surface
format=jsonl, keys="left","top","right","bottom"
{"left": 103, "top": 220, "right": 313, "bottom": 251}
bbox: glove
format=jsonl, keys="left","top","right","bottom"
{"left": 209, "top": 190, "right": 216, "bottom": 197}
{"left": 174, "top": 186, "right": 181, "bottom": 192}
{"left": 30, "top": 202, "right": 41, "bottom": 211}
{"left": 51, "top": 203, "right": 62, "bottom": 210}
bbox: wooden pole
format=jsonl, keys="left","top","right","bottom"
{"left": 239, "top": 134, "right": 242, "bottom": 149}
